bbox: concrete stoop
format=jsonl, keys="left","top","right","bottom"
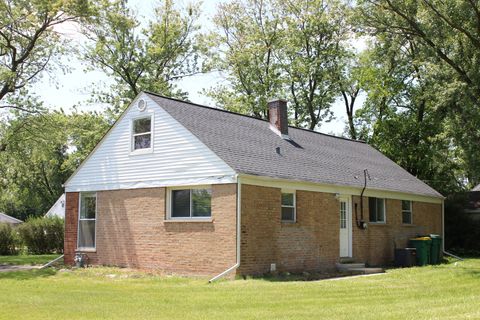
{"left": 335, "top": 262, "right": 385, "bottom": 275}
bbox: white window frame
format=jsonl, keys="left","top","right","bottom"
{"left": 77, "top": 192, "right": 97, "bottom": 251}
{"left": 130, "top": 114, "right": 154, "bottom": 154}
{"left": 167, "top": 186, "right": 212, "bottom": 220}
{"left": 281, "top": 189, "right": 296, "bottom": 223}
{"left": 402, "top": 200, "right": 413, "bottom": 225}
{"left": 369, "top": 197, "right": 386, "bottom": 224}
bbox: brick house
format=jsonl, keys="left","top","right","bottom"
{"left": 64, "top": 92, "right": 444, "bottom": 278}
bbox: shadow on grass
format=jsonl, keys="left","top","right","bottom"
{"left": 239, "top": 272, "right": 351, "bottom": 282}
{"left": 0, "top": 268, "right": 57, "bottom": 280}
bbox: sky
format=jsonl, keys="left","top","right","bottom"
{"left": 33, "top": 0, "right": 356, "bottom": 136}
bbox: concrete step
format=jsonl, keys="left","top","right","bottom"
{"left": 348, "top": 267, "right": 385, "bottom": 275}
{"left": 335, "top": 262, "right": 366, "bottom": 271}
{"left": 339, "top": 257, "right": 356, "bottom": 263}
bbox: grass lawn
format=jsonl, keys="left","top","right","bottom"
{"left": 0, "top": 254, "right": 61, "bottom": 266}
{"left": 0, "top": 259, "right": 479, "bottom": 320}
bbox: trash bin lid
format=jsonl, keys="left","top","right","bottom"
{"left": 411, "top": 237, "right": 431, "bottom": 241}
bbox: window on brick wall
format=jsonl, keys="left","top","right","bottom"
{"left": 281, "top": 191, "right": 296, "bottom": 222}
{"left": 77, "top": 192, "right": 96, "bottom": 249}
{"left": 402, "top": 200, "right": 412, "bottom": 224}
{"left": 169, "top": 187, "right": 212, "bottom": 219}
{"left": 369, "top": 197, "right": 385, "bottom": 223}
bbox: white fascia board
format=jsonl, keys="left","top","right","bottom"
{"left": 240, "top": 174, "right": 444, "bottom": 204}
{"left": 65, "top": 175, "right": 237, "bottom": 192}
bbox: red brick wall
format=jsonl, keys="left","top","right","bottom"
{"left": 351, "top": 196, "right": 442, "bottom": 266}
{"left": 64, "top": 192, "right": 79, "bottom": 265}
{"left": 64, "top": 184, "right": 237, "bottom": 275}
{"left": 238, "top": 184, "right": 442, "bottom": 274}
{"left": 65, "top": 183, "right": 442, "bottom": 275}
{"left": 238, "top": 185, "right": 339, "bottom": 275}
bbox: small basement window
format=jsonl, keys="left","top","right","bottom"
{"left": 132, "top": 116, "right": 152, "bottom": 151}
{"left": 369, "top": 197, "right": 385, "bottom": 223}
{"left": 78, "top": 192, "right": 96, "bottom": 249}
{"left": 402, "top": 200, "right": 412, "bottom": 224}
{"left": 170, "top": 188, "right": 212, "bottom": 219}
{"left": 281, "top": 192, "right": 296, "bottom": 222}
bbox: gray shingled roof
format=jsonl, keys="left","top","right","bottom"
{"left": 146, "top": 92, "right": 443, "bottom": 198}
{"left": 473, "top": 184, "right": 480, "bottom": 192}
{"left": 0, "top": 212, "right": 23, "bottom": 224}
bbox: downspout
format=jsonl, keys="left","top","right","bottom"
{"left": 355, "top": 169, "right": 369, "bottom": 230}
{"left": 441, "top": 198, "right": 463, "bottom": 261}
{"left": 209, "top": 175, "right": 241, "bottom": 282}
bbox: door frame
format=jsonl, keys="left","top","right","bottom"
{"left": 338, "top": 195, "right": 353, "bottom": 258}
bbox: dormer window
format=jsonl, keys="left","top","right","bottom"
{"left": 132, "top": 116, "right": 152, "bottom": 151}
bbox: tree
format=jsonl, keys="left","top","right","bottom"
{"left": 0, "top": 0, "right": 94, "bottom": 105}
{"left": 0, "top": 111, "right": 109, "bottom": 219}
{"left": 276, "top": 0, "right": 350, "bottom": 130}
{"left": 207, "top": 0, "right": 351, "bottom": 130}
{"left": 353, "top": 24, "right": 463, "bottom": 194}
{"left": 80, "top": 0, "right": 202, "bottom": 115}
{"left": 356, "top": 0, "right": 480, "bottom": 187}
{"left": 205, "top": 0, "right": 282, "bottom": 118}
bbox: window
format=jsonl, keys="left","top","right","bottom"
{"left": 170, "top": 188, "right": 212, "bottom": 218}
{"left": 402, "top": 200, "right": 412, "bottom": 224}
{"left": 340, "top": 201, "right": 347, "bottom": 229}
{"left": 132, "top": 117, "right": 152, "bottom": 151}
{"left": 281, "top": 192, "right": 296, "bottom": 222}
{"left": 78, "top": 192, "right": 96, "bottom": 249}
{"left": 369, "top": 197, "right": 385, "bottom": 223}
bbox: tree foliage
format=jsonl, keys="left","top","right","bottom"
{"left": 0, "top": 111, "right": 109, "bottom": 219}
{"left": 354, "top": 0, "right": 480, "bottom": 191}
{"left": 206, "top": 0, "right": 351, "bottom": 129}
{"left": 0, "top": 0, "right": 95, "bottom": 105}
{"left": 80, "top": 0, "right": 202, "bottom": 115}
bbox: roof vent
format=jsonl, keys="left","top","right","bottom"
{"left": 137, "top": 99, "right": 147, "bottom": 111}
{"left": 268, "top": 99, "right": 289, "bottom": 139}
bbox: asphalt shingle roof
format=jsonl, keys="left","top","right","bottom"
{"left": 146, "top": 92, "right": 443, "bottom": 198}
{"left": 473, "top": 184, "right": 480, "bottom": 192}
{"left": 0, "top": 212, "right": 23, "bottom": 224}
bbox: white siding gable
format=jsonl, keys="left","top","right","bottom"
{"left": 65, "top": 93, "right": 236, "bottom": 192}
{"left": 44, "top": 193, "right": 65, "bottom": 218}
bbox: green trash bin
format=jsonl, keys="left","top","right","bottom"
{"left": 429, "top": 234, "right": 442, "bottom": 264}
{"left": 409, "top": 237, "right": 432, "bottom": 266}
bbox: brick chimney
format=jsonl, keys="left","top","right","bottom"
{"left": 268, "top": 99, "right": 289, "bottom": 138}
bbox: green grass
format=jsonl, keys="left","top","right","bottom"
{"left": 0, "top": 254, "right": 61, "bottom": 266}
{"left": 0, "top": 259, "right": 479, "bottom": 320}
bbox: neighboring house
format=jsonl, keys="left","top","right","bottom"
{"left": 44, "top": 194, "right": 66, "bottom": 219}
{"left": 0, "top": 212, "right": 23, "bottom": 225}
{"left": 64, "top": 92, "right": 444, "bottom": 277}
{"left": 466, "top": 184, "right": 480, "bottom": 221}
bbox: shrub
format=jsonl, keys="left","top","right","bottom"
{"left": 0, "top": 223, "right": 19, "bottom": 255}
{"left": 17, "top": 217, "right": 64, "bottom": 254}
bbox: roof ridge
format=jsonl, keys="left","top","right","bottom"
{"left": 143, "top": 91, "right": 366, "bottom": 144}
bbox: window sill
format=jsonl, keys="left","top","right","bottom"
{"left": 129, "top": 148, "right": 153, "bottom": 156}
{"left": 76, "top": 248, "right": 96, "bottom": 253}
{"left": 281, "top": 220, "right": 296, "bottom": 224}
{"left": 369, "top": 222, "right": 386, "bottom": 226}
{"left": 402, "top": 223, "right": 415, "bottom": 227}
{"left": 164, "top": 218, "right": 214, "bottom": 223}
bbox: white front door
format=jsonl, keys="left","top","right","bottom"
{"left": 339, "top": 196, "right": 352, "bottom": 258}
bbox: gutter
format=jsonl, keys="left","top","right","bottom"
{"left": 209, "top": 176, "right": 242, "bottom": 282}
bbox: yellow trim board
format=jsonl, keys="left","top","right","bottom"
{"left": 240, "top": 174, "right": 443, "bottom": 204}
